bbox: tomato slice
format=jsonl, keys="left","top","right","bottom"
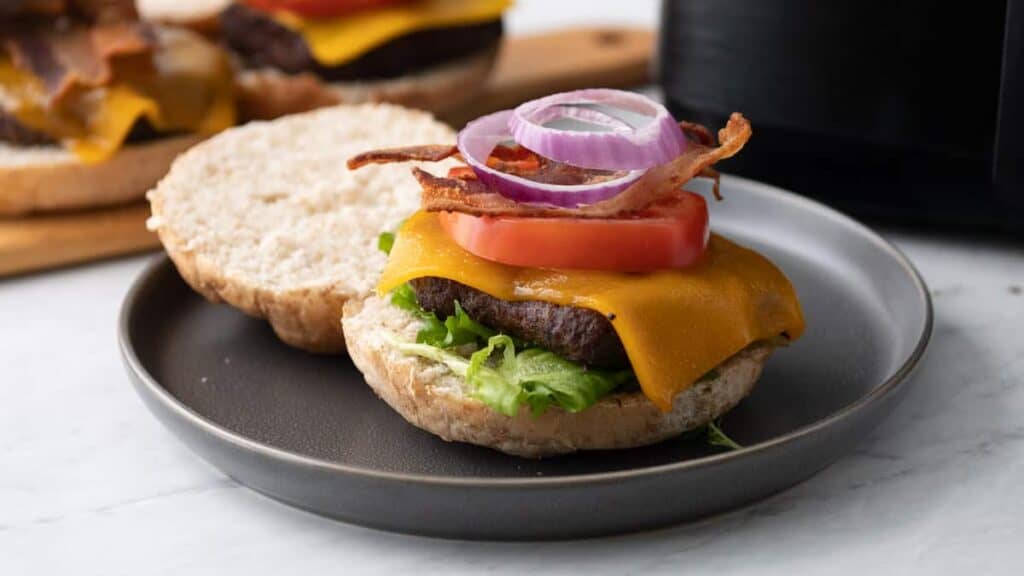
{"left": 437, "top": 192, "right": 710, "bottom": 272}
{"left": 243, "top": 0, "right": 409, "bottom": 18}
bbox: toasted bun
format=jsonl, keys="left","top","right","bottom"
{"left": 235, "top": 49, "right": 497, "bottom": 121}
{"left": 148, "top": 104, "right": 458, "bottom": 353}
{"left": 343, "top": 294, "right": 774, "bottom": 457}
{"left": 0, "top": 136, "right": 201, "bottom": 217}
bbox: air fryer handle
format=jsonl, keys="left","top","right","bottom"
{"left": 995, "top": 0, "right": 1023, "bottom": 206}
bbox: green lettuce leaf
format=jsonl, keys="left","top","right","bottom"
{"left": 387, "top": 335, "right": 470, "bottom": 378}
{"left": 467, "top": 335, "right": 632, "bottom": 416}
{"left": 383, "top": 287, "right": 632, "bottom": 416}
{"left": 390, "top": 284, "right": 495, "bottom": 348}
{"left": 390, "top": 283, "right": 447, "bottom": 344}
{"left": 378, "top": 231, "right": 396, "bottom": 255}
{"left": 682, "top": 419, "right": 743, "bottom": 451}
{"left": 392, "top": 333, "right": 632, "bottom": 417}
{"left": 440, "top": 301, "right": 497, "bottom": 347}
{"left": 705, "top": 420, "right": 743, "bottom": 450}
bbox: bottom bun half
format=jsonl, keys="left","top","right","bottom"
{"left": 0, "top": 135, "right": 201, "bottom": 216}
{"left": 343, "top": 293, "right": 773, "bottom": 458}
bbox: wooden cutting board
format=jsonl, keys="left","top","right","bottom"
{"left": 0, "top": 27, "right": 653, "bottom": 277}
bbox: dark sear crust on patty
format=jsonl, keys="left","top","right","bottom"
{"left": 0, "top": 110, "right": 57, "bottom": 146}
{"left": 410, "top": 277, "right": 631, "bottom": 370}
{"left": 0, "top": 112, "right": 170, "bottom": 147}
{"left": 220, "top": 4, "right": 503, "bottom": 81}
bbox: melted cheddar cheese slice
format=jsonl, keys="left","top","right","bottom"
{"left": 378, "top": 211, "right": 806, "bottom": 412}
{"left": 0, "top": 28, "right": 234, "bottom": 164}
{"left": 273, "top": 0, "right": 511, "bottom": 66}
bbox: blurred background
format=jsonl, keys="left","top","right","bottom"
{"left": 2, "top": 0, "right": 1018, "bottom": 279}
{"left": 468, "top": 0, "right": 1021, "bottom": 236}
{"left": 512, "top": 0, "right": 1024, "bottom": 236}
{"left": 504, "top": 0, "right": 656, "bottom": 32}
{"left": 660, "top": 0, "right": 1023, "bottom": 235}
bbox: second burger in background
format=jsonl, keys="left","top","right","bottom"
{"left": 219, "top": 0, "right": 510, "bottom": 119}
{"left": 0, "top": 0, "right": 235, "bottom": 215}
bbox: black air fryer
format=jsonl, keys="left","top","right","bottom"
{"left": 660, "top": 0, "right": 1023, "bottom": 234}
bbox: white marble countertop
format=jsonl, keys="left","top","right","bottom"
{"left": 3, "top": 2, "right": 1024, "bottom": 574}
{"left": 3, "top": 228, "right": 1022, "bottom": 576}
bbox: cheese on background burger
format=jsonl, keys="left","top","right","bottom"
{"left": 344, "top": 89, "right": 805, "bottom": 457}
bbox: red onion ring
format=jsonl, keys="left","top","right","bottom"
{"left": 527, "top": 105, "right": 634, "bottom": 132}
{"left": 457, "top": 110, "right": 645, "bottom": 208}
{"left": 509, "top": 89, "right": 687, "bottom": 171}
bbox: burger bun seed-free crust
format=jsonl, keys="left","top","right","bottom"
{"left": 343, "top": 294, "right": 774, "bottom": 457}
{"left": 234, "top": 49, "right": 498, "bottom": 121}
{"left": 147, "top": 104, "right": 459, "bottom": 353}
{"left": 0, "top": 135, "right": 201, "bottom": 216}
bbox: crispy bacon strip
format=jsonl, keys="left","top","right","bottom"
{"left": 2, "top": 4, "right": 152, "bottom": 103}
{"left": 347, "top": 113, "right": 751, "bottom": 218}
{"left": 680, "top": 120, "right": 714, "bottom": 146}
{"left": 346, "top": 145, "right": 459, "bottom": 170}
{"left": 698, "top": 166, "right": 722, "bottom": 201}
{"left": 607, "top": 113, "right": 749, "bottom": 209}
{"left": 418, "top": 113, "right": 751, "bottom": 218}
{"left": 413, "top": 167, "right": 496, "bottom": 204}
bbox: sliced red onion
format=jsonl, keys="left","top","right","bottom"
{"left": 527, "top": 105, "right": 634, "bottom": 132}
{"left": 509, "top": 89, "right": 687, "bottom": 171}
{"left": 457, "top": 110, "right": 644, "bottom": 208}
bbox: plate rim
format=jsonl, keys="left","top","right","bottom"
{"left": 119, "top": 175, "right": 933, "bottom": 488}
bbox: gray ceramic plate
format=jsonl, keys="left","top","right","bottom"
{"left": 119, "top": 175, "right": 931, "bottom": 540}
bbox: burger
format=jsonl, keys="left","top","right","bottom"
{"left": 214, "top": 0, "right": 510, "bottom": 120}
{"left": 0, "top": 0, "right": 235, "bottom": 216}
{"left": 137, "top": 0, "right": 232, "bottom": 32}
{"left": 343, "top": 89, "right": 805, "bottom": 457}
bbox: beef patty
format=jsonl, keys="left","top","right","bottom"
{"left": 0, "top": 110, "right": 56, "bottom": 146}
{"left": 0, "top": 111, "right": 169, "bottom": 147}
{"left": 410, "top": 277, "right": 631, "bottom": 370}
{"left": 220, "top": 4, "right": 503, "bottom": 82}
